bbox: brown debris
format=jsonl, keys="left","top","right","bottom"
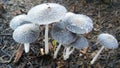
{"left": 12, "top": 9, "right": 23, "bottom": 16}
{"left": 96, "top": 62, "right": 102, "bottom": 68}
{"left": 13, "top": 44, "right": 24, "bottom": 63}
{"left": 49, "top": 42, "right": 54, "bottom": 51}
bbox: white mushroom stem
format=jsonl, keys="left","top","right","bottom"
{"left": 91, "top": 46, "right": 104, "bottom": 64}
{"left": 54, "top": 43, "right": 62, "bottom": 59}
{"left": 45, "top": 24, "right": 49, "bottom": 54}
{"left": 24, "top": 43, "right": 30, "bottom": 53}
{"left": 63, "top": 47, "right": 75, "bottom": 60}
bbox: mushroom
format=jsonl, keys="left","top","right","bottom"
{"left": 63, "top": 12, "right": 93, "bottom": 34}
{"left": 27, "top": 3, "right": 67, "bottom": 54}
{"left": 51, "top": 22, "right": 77, "bottom": 59}
{"left": 13, "top": 23, "right": 40, "bottom": 53}
{"left": 90, "top": 33, "right": 118, "bottom": 64}
{"left": 72, "top": 36, "right": 89, "bottom": 49}
{"left": 63, "top": 36, "right": 89, "bottom": 60}
{"left": 10, "top": 14, "right": 30, "bottom": 30}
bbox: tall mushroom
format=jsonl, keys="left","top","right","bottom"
{"left": 27, "top": 3, "right": 67, "bottom": 54}
{"left": 90, "top": 33, "right": 118, "bottom": 64}
{"left": 13, "top": 23, "right": 40, "bottom": 53}
{"left": 10, "top": 14, "right": 31, "bottom": 30}
{"left": 51, "top": 22, "right": 77, "bottom": 59}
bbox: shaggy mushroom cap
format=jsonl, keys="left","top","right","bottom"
{"left": 13, "top": 23, "right": 40, "bottom": 43}
{"left": 27, "top": 3, "right": 67, "bottom": 25}
{"left": 71, "top": 36, "right": 89, "bottom": 49}
{"left": 10, "top": 14, "right": 31, "bottom": 30}
{"left": 63, "top": 13, "right": 93, "bottom": 34}
{"left": 51, "top": 22, "right": 76, "bottom": 45}
{"left": 97, "top": 33, "right": 118, "bottom": 49}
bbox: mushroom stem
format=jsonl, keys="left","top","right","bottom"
{"left": 45, "top": 24, "right": 49, "bottom": 54}
{"left": 90, "top": 46, "right": 104, "bottom": 64}
{"left": 24, "top": 43, "right": 30, "bottom": 53}
{"left": 54, "top": 43, "right": 62, "bottom": 59}
{"left": 63, "top": 47, "right": 75, "bottom": 60}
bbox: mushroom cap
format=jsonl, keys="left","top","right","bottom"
{"left": 51, "top": 22, "right": 77, "bottom": 45}
{"left": 71, "top": 36, "right": 89, "bottom": 49}
{"left": 63, "top": 13, "right": 93, "bottom": 34}
{"left": 13, "top": 23, "right": 40, "bottom": 43}
{"left": 10, "top": 14, "right": 31, "bottom": 30}
{"left": 64, "top": 12, "right": 75, "bottom": 17}
{"left": 27, "top": 3, "right": 67, "bottom": 25}
{"left": 97, "top": 33, "right": 118, "bottom": 49}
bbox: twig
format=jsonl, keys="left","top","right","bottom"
{"left": 0, "top": 50, "right": 16, "bottom": 63}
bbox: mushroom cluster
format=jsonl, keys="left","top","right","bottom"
{"left": 27, "top": 3, "right": 67, "bottom": 54}
{"left": 10, "top": 3, "right": 67, "bottom": 54}
{"left": 51, "top": 12, "right": 93, "bottom": 60}
{"left": 9, "top": 3, "right": 119, "bottom": 64}
{"left": 10, "top": 14, "right": 40, "bottom": 53}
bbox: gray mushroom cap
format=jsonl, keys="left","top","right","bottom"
{"left": 51, "top": 22, "right": 77, "bottom": 46}
{"left": 63, "top": 13, "right": 93, "bottom": 34}
{"left": 97, "top": 33, "right": 118, "bottom": 49}
{"left": 10, "top": 14, "right": 31, "bottom": 30}
{"left": 71, "top": 36, "right": 89, "bottom": 49}
{"left": 27, "top": 3, "right": 67, "bottom": 25}
{"left": 13, "top": 23, "right": 40, "bottom": 43}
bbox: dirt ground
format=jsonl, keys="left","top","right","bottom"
{"left": 0, "top": 0, "right": 120, "bottom": 68}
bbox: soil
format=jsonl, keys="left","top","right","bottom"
{"left": 0, "top": 0, "right": 120, "bottom": 68}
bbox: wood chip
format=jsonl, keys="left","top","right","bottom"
{"left": 13, "top": 44, "right": 24, "bottom": 63}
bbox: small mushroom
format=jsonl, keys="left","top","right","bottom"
{"left": 27, "top": 3, "right": 67, "bottom": 54}
{"left": 63, "top": 36, "right": 89, "bottom": 60}
{"left": 13, "top": 23, "right": 40, "bottom": 53}
{"left": 90, "top": 33, "right": 118, "bottom": 64}
{"left": 51, "top": 22, "right": 77, "bottom": 59}
{"left": 63, "top": 12, "right": 93, "bottom": 34}
{"left": 10, "top": 14, "right": 30, "bottom": 30}
{"left": 72, "top": 36, "right": 89, "bottom": 49}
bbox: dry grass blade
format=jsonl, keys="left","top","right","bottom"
{"left": 13, "top": 44, "right": 24, "bottom": 63}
